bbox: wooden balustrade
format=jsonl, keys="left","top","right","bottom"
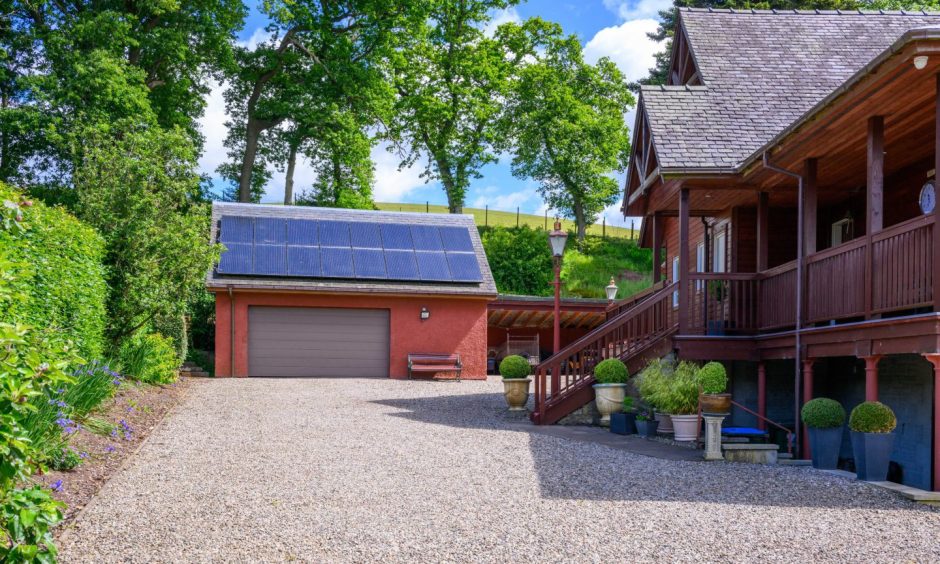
{"left": 686, "top": 273, "right": 759, "bottom": 335}
{"left": 759, "top": 261, "right": 797, "bottom": 330}
{"left": 531, "top": 283, "right": 678, "bottom": 424}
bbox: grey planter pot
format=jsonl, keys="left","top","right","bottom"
{"left": 636, "top": 419, "right": 659, "bottom": 438}
{"left": 610, "top": 411, "right": 637, "bottom": 435}
{"left": 808, "top": 426, "right": 843, "bottom": 470}
{"left": 851, "top": 431, "right": 895, "bottom": 481}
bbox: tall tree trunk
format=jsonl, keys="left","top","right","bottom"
{"left": 284, "top": 141, "right": 298, "bottom": 205}
{"left": 239, "top": 119, "right": 263, "bottom": 202}
{"left": 573, "top": 201, "right": 587, "bottom": 243}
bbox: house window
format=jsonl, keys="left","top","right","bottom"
{"left": 713, "top": 231, "right": 727, "bottom": 273}
{"left": 672, "top": 256, "right": 680, "bottom": 308}
{"left": 695, "top": 242, "right": 705, "bottom": 291}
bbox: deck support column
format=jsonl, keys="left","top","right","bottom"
{"left": 757, "top": 192, "right": 769, "bottom": 272}
{"left": 922, "top": 354, "right": 940, "bottom": 491}
{"left": 862, "top": 355, "right": 881, "bottom": 402}
{"left": 803, "top": 159, "right": 817, "bottom": 255}
{"left": 757, "top": 361, "right": 767, "bottom": 431}
{"left": 652, "top": 214, "right": 663, "bottom": 284}
{"left": 802, "top": 358, "right": 815, "bottom": 460}
{"left": 678, "top": 188, "right": 690, "bottom": 334}
{"left": 933, "top": 75, "right": 940, "bottom": 313}
{"left": 866, "top": 116, "right": 884, "bottom": 319}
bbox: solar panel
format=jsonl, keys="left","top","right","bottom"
{"left": 411, "top": 225, "right": 443, "bottom": 251}
{"left": 287, "top": 246, "right": 320, "bottom": 276}
{"left": 415, "top": 251, "right": 451, "bottom": 281}
{"left": 439, "top": 226, "right": 474, "bottom": 252}
{"left": 320, "top": 247, "right": 354, "bottom": 278}
{"left": 381, "top": 224, "right": 413, "bottom": 250}
{"left": 287, "top": 219, "right": 318, "bottom": 245}
{"left": 254, "top": 218, "right": 286, "bottom": 244}
{"left": 220, "top": 216, "right": 252, "bottom": 244}
{"left": 217, "top": 215, "right": 485, "bottom": 285}
{"left": 218, "top": 242, "right": 252, "bottom": 273}
{"left": 350, "top": 222, "right": 382, "bottom": 249}
{"left": 319, "top": 221, "right": 350, "bottom": 247}
{"left": 384, "top": 249, "right": 419, "bottom": 280}
{"left": 446, "top": 252, "right": 483, "bottom": 282}
{"left": 253, "top": 244, "right": 287, "bottom": 275}
{"left": 353, "top": 248, "right": 387, "bottom": 278}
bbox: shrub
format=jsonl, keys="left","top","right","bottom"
{"left": 0, "top": 486, "right": 64, "bottom": 562}
{"left": 152, "top": 312, "right": 189, "bottom": 363}
{"left": 119, "top": 332, "right": 180, "bottom": 384}
{"left": 697, "top": 362, "right": 728, "bottom": 394}
{"left": 637, "top": 358, "right": 673, "bottom": 411}
{"left": 499, "top": 355, "right": 531, "bottom": 379}
{"left": 49, "top": 447, "right": 83, "bottom": 471}
{"left": 849, "top": 401, "right": 897, "bottom": 434}
{"left": 658, "top": 362, "right": 701, "bottom": 415}
{"left": 0, "top": 183, "right": 107, "bottom": 359}
{"left": 594, "top": 358, "right": 628, "bottom": 384}
{"left": 480, "top": 226, "right": 553, "bottom": 296}
{"left": 801, "top": 398, "right": 846, "bottom": 429}
{"left": 559, "top": 236, "right": 652, "bottom": 299}
{"left": 623, "top": 396, "right": 635, "bottom": 412}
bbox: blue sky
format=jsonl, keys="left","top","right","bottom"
{"left": 198, "top": 0, "right": 669, "bottom": 226}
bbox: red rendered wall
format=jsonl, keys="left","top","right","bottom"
{"left": 215, "top": 291, "right": 489, "bottom": 379}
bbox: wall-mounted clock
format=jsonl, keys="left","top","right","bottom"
{"left": 920, "top": 180, "right": 935, "bottom": 214}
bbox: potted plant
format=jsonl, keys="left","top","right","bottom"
{"left": 637, "top": 358, "right": 674, "bottom": 434}
{"left": 661, "top": 361, "right": 701, "bottom": 442}
{"left": 635, "top": 408, "right": 659, "bottom": 438}
{"left": 592, "top": 358, "right": 628, "bottom": 426}
{"left": 698, "top": 361, "right": 730, "bottom": 415}
{"left": 849, "top": 401, "right": 896, "bottom": 481}
{"left": 801, "top": 397, "right": 846, "bottom": 470}
{"left": 610, "top": 396, "right": 637, "bottom": 435}
{"left": 499, "top": 355, "right": 531, "bottom": 411}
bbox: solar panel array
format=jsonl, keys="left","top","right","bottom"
{"left": 216, "top": 215, "right": 483, "bottom": 283}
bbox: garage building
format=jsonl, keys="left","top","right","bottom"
{"left": 208, "top": 203, "right": 497, "bottom": 379}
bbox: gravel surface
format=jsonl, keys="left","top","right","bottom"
{"left": 58, "top": 377, "right": 940, "bottom": 563}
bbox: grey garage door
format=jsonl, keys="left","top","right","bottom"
{"left": 248, "top": 307, "right": 389, "bottom": 377}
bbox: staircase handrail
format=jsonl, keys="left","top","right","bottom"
{"left": 729, "top": 399, "right": 795, "bottom": 456}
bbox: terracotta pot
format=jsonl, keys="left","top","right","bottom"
{"left": 502, "top": 378, "right": 531, "bottom": 411}
{"left": 670, "top": 414, "right": 701, "bottom": 441}
{"left": 700, "top": 393, "right": 732, "bottom": 415}
{"left": 592, "top": 383, "right": 626, "bottom": 426}
{"left": 654, "top": 412, "right": 674, "bottom": 434}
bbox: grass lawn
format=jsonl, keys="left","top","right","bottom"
{"left": 376, "top": 202, "right": 637, "bottom": 239}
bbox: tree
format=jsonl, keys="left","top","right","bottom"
{"left": 294, "top": 113, "right": 376, "bottom": 209}
{"left": 222, "top": 1, "right": 419, "bottom": 202}
{"left": 0, "top": 0, "right": 246, "bottom": 184}
{"left": 503, "top": 20, "right": 634, "bottom": 242}
{"left": 386, "top": 0, "right": 520, "bottom": 214}
{"left": 71, "top": 122, "right": 221, "bottom": 346}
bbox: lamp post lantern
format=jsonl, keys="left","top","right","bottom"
{"left": 606, "top": 277, "right": 618, "bottom": 302}
{"left": 548, "top": 219, "right": 568, "bottom": 354}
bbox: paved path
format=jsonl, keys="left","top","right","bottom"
{"left": 59, "top": 377, "right": 940, "bottom": 563}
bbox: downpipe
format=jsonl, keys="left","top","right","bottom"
{"left": 761, "top": 152, "right": 804, "bottom": 457}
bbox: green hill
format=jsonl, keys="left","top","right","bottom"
{"left": 375, "top": 202, "right": 637, "bottom": 239}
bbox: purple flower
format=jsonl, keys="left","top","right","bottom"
{"left": 79, "top": 451, "right": 88, "bottom": 459}
{"left": 119, "top": 419, "right": 133, "bottom": 440}
{"left": 104, "top": 445, "right": 116, "bottom": 453}
{"left": 50, "top": 480, "right": 63, "bottom": 492}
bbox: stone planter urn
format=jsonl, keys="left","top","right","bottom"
{"left": 592, "top": 383, "right": 626, "bottom": 426}
{"left": 654, "top": 411, "right": 674, "bottom": 434}
{"left": 808, "top": 426, "right": 844, "bottom": 470}
{"left": 670, "top": 414, "right": 701, "bottom": 442}
{"left": 851, "top": 431, "right": 895, "bottom": 481}
{"left": 502, "top": 378, "right": 532, "bottom": 411}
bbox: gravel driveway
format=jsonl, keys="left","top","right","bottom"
{"left": 59, "top": 377, "right": 940, "bottom": 563}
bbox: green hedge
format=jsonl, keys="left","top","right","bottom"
{"left": 480, "top": 226, "right": 553, "bottom": 297}
{"left": 0, "top": 183, "right": 107, "bottom": 359}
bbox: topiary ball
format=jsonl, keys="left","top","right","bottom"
{"left": 594, "top": 358, "right": 628, "bottom": 384}
{"left": 801, "top": 397, "right": 845, "bottom": 429}
{"left": 499, "top": 355, "right": 531, "bottom": 379}
{"left": 849, "top": 401, "right": 897, "bottom": 433}
{"left": 697, "top": 362, "right": 727, "bottom": 394}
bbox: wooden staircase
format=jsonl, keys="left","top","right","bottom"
{"left": 531, "top": 282, "right": 679, "bottom": 425}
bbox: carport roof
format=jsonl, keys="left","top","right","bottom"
{"left": 207, "top": 202, "right": 498, "bottom": 298}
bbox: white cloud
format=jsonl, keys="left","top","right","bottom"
{"left": 372, "top": 143, "right": 429, "bottom": 202}
{"left": 197, "top": 79, "right": 229, "bottom": 179}
{"left": 603, "top": 0, "right": 672, "bottom": 21}
{"left": 239, "top": 27, "right": 273, "bottom": 50}
{"left": 584, "top": 18, "right": 663, "bottom": 84}
{"left": 483, "top": 7, "right": 521, "bottom": 37}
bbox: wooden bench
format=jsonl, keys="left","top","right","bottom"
{"left": 408, "top": 353, "right": 462, "bottom": 381}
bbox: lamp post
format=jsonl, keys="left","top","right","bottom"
{"left": 548, "top": 219, "right": 568, "bottom": 354}
{"left": 605, "top": 277, "right": 618, "bottom": 302}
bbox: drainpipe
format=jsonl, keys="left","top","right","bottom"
{"left": 228, "top": 286, "right": 235, "bottom": 378}
{"left": 762, "top": 152, "right": 804, "bottom": 456}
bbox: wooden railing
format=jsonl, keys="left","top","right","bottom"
{"left": 531, "top": 282, "right": 678, "bottom": 425}
{"left": 680, "top": 215, "right": 934, "bottom": 335}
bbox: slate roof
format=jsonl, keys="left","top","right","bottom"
{"left": 206, "top": 202, "right": 498, "bottom": 298}
{"left": 643, "top": 8, "right": 940, "bottom": 172}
